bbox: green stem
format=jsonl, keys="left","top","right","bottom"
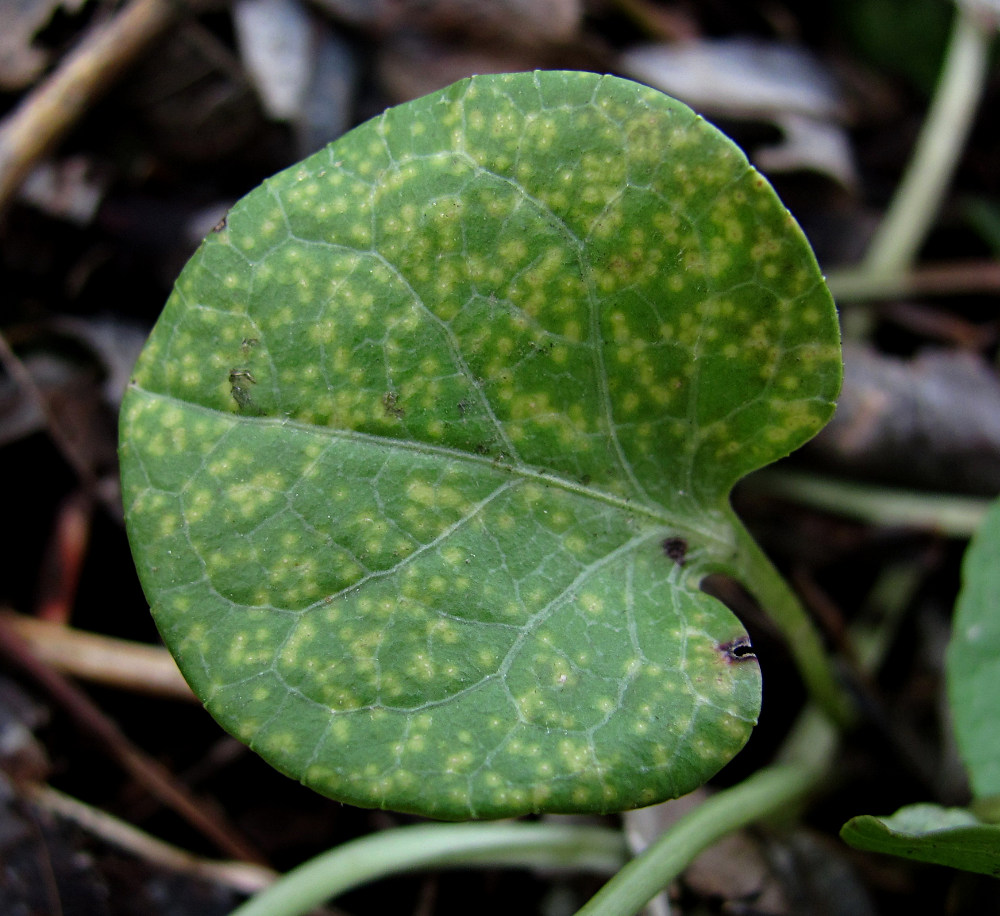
{"left": 863, "top": 2, "right": 993, "bottom": 274}
{"left": 228, "top": 822, "right": 627, "bottom": 916}
{"left": 727, "top": 514, "right": 855, "bottom": 727}
{"left": 746, "top": 469, "right": 990, "bottom": 537}
{"left": 574, "top": 749, "right": 830, "bottom": 916}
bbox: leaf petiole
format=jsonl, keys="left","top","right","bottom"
{"left": 227, "top": 822, "right": 627, "bottom": 916}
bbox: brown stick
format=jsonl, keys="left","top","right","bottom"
{"left": 0, "top": 0, "right": 194, "bottom": 216}
{"left": 828, "top": 259, "right": 1000, "bottom": 302}
{"left": 0, "top": 614, "right": 267, "bottom": 864}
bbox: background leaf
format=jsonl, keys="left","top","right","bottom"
{"left": 119, "top": 70, "right": 840, "bottom": 819}
{"left": 841, "top": 804, "right": 1000, "bottom": 877}
{"left": 946, "top": 494, "right": 1000, "bottom": 799}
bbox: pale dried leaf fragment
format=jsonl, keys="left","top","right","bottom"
{"left": 0, "top": 0, "right": 88, "bottom": 90}
{"left": 310, "top": 0, "right": 582, "bottom": 43}
{"left": 233, "top": 0, "right": 314, "bottom": 121}
{"left": 619, "top": 39, "right": 857, "bottom": 186}
{"left": 810, "top": 343, "right": 1000, "bottom": 493}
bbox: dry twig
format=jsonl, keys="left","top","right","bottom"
{"left": 0, "top": 614, "right": 267, "bottom": 864}
{"left": 0, "top": 0, "right": 199, "bottom": 215}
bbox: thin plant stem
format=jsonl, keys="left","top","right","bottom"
{"left": 863, "top": 2, "right": 994, "bottom": 275}
{"left": 573, "top": 730, "right": 833, "bottom": 916}
{"left": 227, "top": 823, "right": 627, "bottom": 916}
{"left": 724, "top": 510, "right": 855, "bottom": 726}
{"left": 746, "top": 469, "right": 990, "bottom": 537}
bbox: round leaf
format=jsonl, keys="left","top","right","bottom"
{"left": 119, "top": 71, "right": 840, "bottom": 819}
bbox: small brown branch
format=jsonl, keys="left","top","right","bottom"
{"left": 1, "top": 608, "right": 195, "bottom": 701}
{"left": 0, "top": 0, "right": 196, "bottom": 216}
{"left": 35, "top": 492, "right": 95, "bottom": 623}
{"left": 0, "top": 614, "right": 267, "bottom": 865}
{"left": 826, "top": 259, "right": 1000, "bottom": 302}
{"left": 886, "top": 259, "right": 1000, "bottom": 295}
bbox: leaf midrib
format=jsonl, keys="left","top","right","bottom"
{"left": 129, "top": 383, "right": 731, "bottom": 548}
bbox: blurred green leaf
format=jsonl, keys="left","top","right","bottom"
{"left": 836, "top": 0, "right": 951, "bottom": 95}
{"left": 963, "top": 197, "right": 1000, "bottom": 256}
{"left": 841, "top": 804, "right": 1000, "bottom": 876}
{"left": 119, "top": 71, "right": 840, "bottom": 819}
{"left": 947, "top": 495, "right": 1000, "bottom": 798}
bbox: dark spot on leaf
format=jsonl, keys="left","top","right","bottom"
{"left": 229, "top": 368, "right": 256, "bottom": 410}
{"left": 661, "top": 537, "right": 688, "bottom": 566}
{"left": 717, "top": 636, "right": 756, "bottom": 664}
{"left": 229, "top": 367, "right": 256, "bottom": 384}
{"left": 383, "top": 391, "right": 404, "bottom": 418}
{"left": 457, "top": 398, "right": 470, "bottom": 417}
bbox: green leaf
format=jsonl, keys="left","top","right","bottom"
{"left": 119, "top": 71, "right": 840, "bottom": 820}
{"left": 841, "top": 804, "right": 1000, "bottom": 877}
{"left": 947, "top": 495, "right": 1000, "bottom": 798}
